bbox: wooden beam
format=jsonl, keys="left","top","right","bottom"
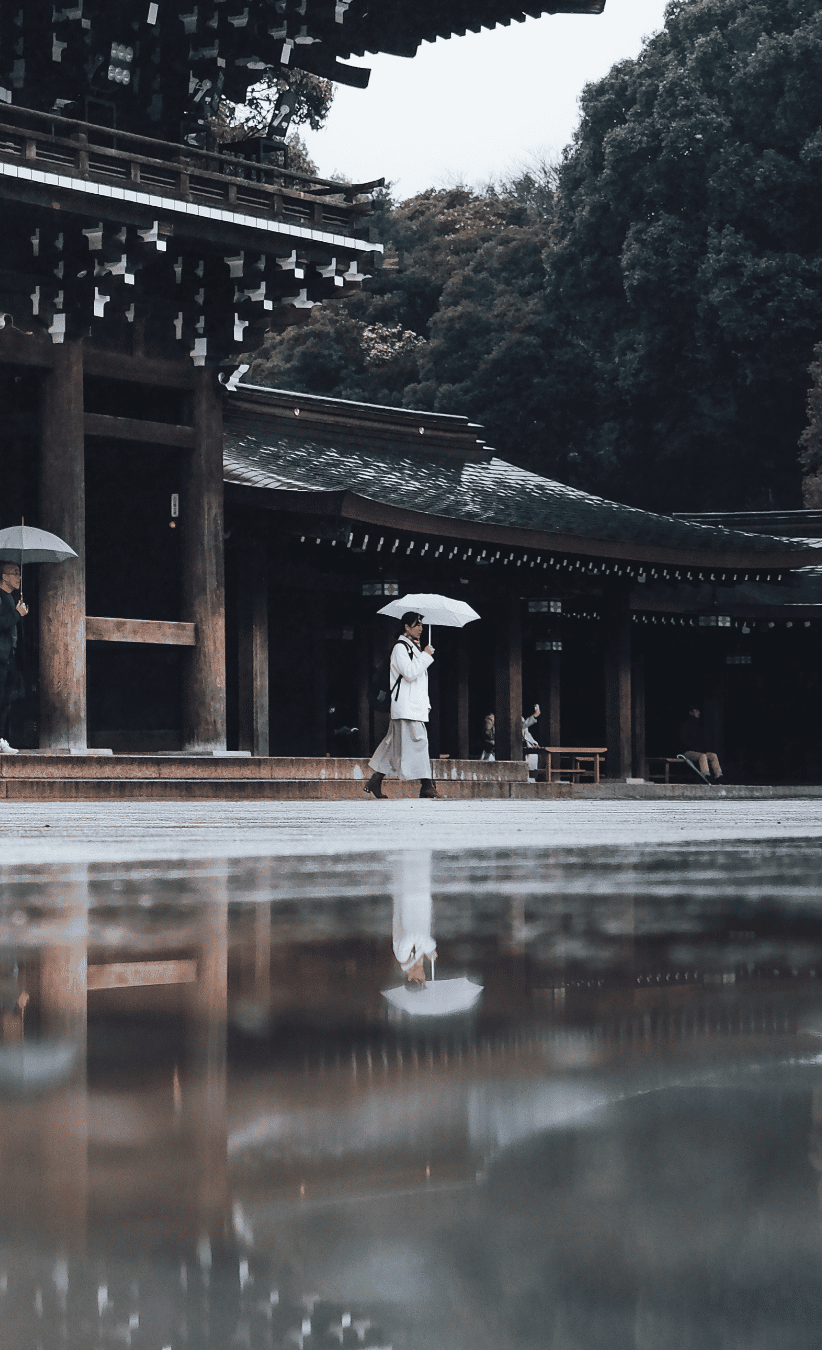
{"left": 39, "top": 340, "right": 87, "bottom": 751}
{"left": 83, "top": 346, "right": 197, "bottom": 389}
{"left": 86, "top": 616, "right": 197, "bottom": 645}
{"left": 84, "top": 411, "right": 195, "bottom": 448}
{"left": 87, "top": 959, "right": 197, "bottom": 990}
{"left": 0, "top": 325, "right": 56, "bottom": 369}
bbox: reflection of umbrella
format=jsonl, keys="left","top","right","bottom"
{"left": 377, "top": 592, "right": 480, "bottom": 645}
{"left": 0, "top": 1041, "right": 79, "bottom": 1094}
{"left": 382, "top": 976, "right": 483, "bottom": 1018}
{"left": 0, "top": 521, "right": 77, "bottom": 604}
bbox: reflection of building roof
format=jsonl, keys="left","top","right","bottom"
{"left": 223, "top": 386, "right": 819, "bottom": 571}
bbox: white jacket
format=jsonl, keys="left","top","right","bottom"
{"left": 389, "top": 637, "right": 433, "bottom": 722}
{"left": 392, "top": 851, "right": 436, "bottom": 971}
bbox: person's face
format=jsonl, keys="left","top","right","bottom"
{"left": 690, "top": 707, "right": 701, "bottom": 719}
{"left": 405, "top": 618, "right": 424, "bottom": 640}
{"left": 1, "top": 565, "right": 21, "bottom": 592}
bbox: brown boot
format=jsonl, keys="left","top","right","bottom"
{"left": 419, "top": 779, "right": 441, "bottom": 799}
{"left": 364, "top": 772, "right": 386, "bottom": 799}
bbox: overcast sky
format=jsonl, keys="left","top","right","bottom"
{"left": 300, "top": 0, "right": 670, "bottom": 198}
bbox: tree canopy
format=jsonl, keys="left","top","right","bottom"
{"left": 248, "top": 0, "right": 822, "bottom": 512}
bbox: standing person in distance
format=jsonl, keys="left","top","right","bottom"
{"left": 365, "top": 612, "right": 441, "bottom": 800}
{"left": 0, "top": 561, "right": 27, "bottom": 754}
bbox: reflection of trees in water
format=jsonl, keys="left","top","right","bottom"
{"left": 471, "top": 1087, "right": 822, "bottom": 1350}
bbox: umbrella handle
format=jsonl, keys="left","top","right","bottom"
{"left": 429, "top": 951, "right": 435, "bottom": 981}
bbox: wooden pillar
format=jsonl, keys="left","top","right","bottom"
{"left": 427, "top": 658, "right": 440, "bottom": 758}
{"left": 237, "top": 535, "right": 269, "bottom": 756}
{"left": 356, "top": 618, "right": 372, "bottom": 758}
{"left": 37, "top": 864, "right": 89, "bottom": 1250}
{"left": 631, "top": 644, "right": 646, "bottom": 778}
{"left": 703, "top": 680, "right": 724, "bottom": 764}
{"left": 187, "top": 895, "right": 228, "bottom": 1246}
{"left": 537, "top": 653, "right": 561, "bottom": 747}
{"left": 604, "top": 585, "right": 632, "bottom": 779}
{"left": 495, "top": 598, "right": 523, "bottom": 761}
{"left": 39, "top": 340, "right": 87, "bottom": 750}
{"left": 309, "top": 591, "right": 326, "bottom": 755}
{"left": 456, "top": 639, "right": 470, "bottom": 760}
{"left": 181, "top": 368, "right": 226, "bottom": 752}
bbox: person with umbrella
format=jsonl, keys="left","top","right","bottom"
{"left": 364, "top": 611, "right": 441, "bottom": 800}
{"left": 0, "top": 523, "right": 77, "bottom": 754}
{"left": 0, "top": 561, "right": 27, "bottom": 753}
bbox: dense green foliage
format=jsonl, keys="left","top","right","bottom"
{"left": 248, "top": 0, "right": 822, "bottom": 511}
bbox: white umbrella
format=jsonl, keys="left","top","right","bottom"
{"left": 377, "top": 592, "right": 480, "bottom": 645}
{"left": 0, "top": 523, "right": 77, "bottom": 564}
{"left": 382, "top": 975, "right": 483, "bottom": 1018}
{"left": 0, "top": 521, "right": 78, "bottom": 607}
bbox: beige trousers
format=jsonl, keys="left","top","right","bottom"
{"left": 683, "top": 750, "right": 722, "bottom": 779}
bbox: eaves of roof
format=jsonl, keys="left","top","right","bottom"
{"left": 225, "top": 480, "right": 820, "bottom": 572}
{"left": 223, "top": 393, "right": 819, "bottom": 572}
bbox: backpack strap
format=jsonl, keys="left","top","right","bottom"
{"left": 391, "top": 638, "right": 415, "bottom": 701}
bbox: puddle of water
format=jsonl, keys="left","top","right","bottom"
{"left": 1, "top": 843, "right": 822, "bottom": 1348}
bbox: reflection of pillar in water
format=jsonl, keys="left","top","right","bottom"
{"left": 392, "top": 851, "right": 436, "bottom": 973}
{"left": 187, "top": 891, "right": 229, "bottom": 1247}
{"left": 503, "top": 895, "right": 526, "bottom": 955}
{"left": 809, "top": 1090, "right": 822, "bottom": 1217}
{"left": 36, "top": 864, "right": 89, "bottom": 1251}
{"left": 253, "top": 902, "right": 272, "bottom": 1008}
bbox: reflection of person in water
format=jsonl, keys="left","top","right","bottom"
{"left": 392, "top": 850, "right": 436, "bottom": 986}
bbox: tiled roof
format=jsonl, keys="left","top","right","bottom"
{"left": 223, "top": 388, "right": 817, "bottom": 569}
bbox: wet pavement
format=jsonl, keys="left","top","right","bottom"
{"left": 2, "top": 813, "right": 822, "bottom": 1347}
{"left": 2, "top": 798, "right": 822, "bottom": 864}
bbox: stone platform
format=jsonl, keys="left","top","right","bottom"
{"left": 1, "top": 753, "right": 822, "bottom": 802}
{"left": 0, "top": 755, "right": 532, "bottom": 801}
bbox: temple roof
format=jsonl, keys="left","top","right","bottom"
{"left": 223, "top": 385, "right": 819, "bottom": 571}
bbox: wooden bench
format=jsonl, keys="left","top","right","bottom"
{"left": 646, "top": 755, "right": 706, "bottom": 784}
{"left": 536, "top": 747, "right": 607, "bottom": 784}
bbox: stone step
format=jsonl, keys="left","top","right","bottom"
{"left": 0, "top": 776, "right": 532, "bottom": 802}
{"left": 0, "top": 755, "right": 529, "bottom": 783}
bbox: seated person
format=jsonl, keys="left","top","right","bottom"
{"left": 678, "top": 705, "right": 723, "bottom": 782}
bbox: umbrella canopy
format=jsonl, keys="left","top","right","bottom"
{"left": 382, "top": 976, "right": 483, "bottom": 1018}
{"left": 0, "top": 524, "right": 77, "bottom": 564}
{"left": 377, "top": 592, "right": 480, "bottom": 628}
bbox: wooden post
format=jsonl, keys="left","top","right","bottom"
{"left": 310, "top": 591, "right": 327, "bottom": 755}
{"left": 604, "top": 584, "right": 632, "bottom": 779}
{"left": 356, "top": 618, "right": 372, "bottom": 758}
{"left": 237, "top": 535, "right": 269, "bottom": 756}
{"left": 631, "top": 644, "right": 646, "bottom": 778}
{"left": 427, "top": 657, "right": 440, "bottom": 758}
{"left": 538, "top": 652, "right": 561, "bottom": 747}
{"left": 187, "top": 895, "right": 228, "bottom": 1246}
{"left": 703, "top": 680, "right": 724, "bottom": 765}
{"left": 456, "top": 639, "right": 470, "bottom": 760}
{"left": 495, "top": 598, "right": 523, "bottom": 761}
{"left": 37, "top": 864, "right": 89, "bottom": 1250}
{"left": 39, "top": 340, "right": 87, "bottom": 750}
{"left": 181, "top": 368, "right": 226, "bottom": 751}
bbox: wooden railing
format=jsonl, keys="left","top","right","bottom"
{"left": 0, "top": 102, "right": 382, "bottom": 239}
